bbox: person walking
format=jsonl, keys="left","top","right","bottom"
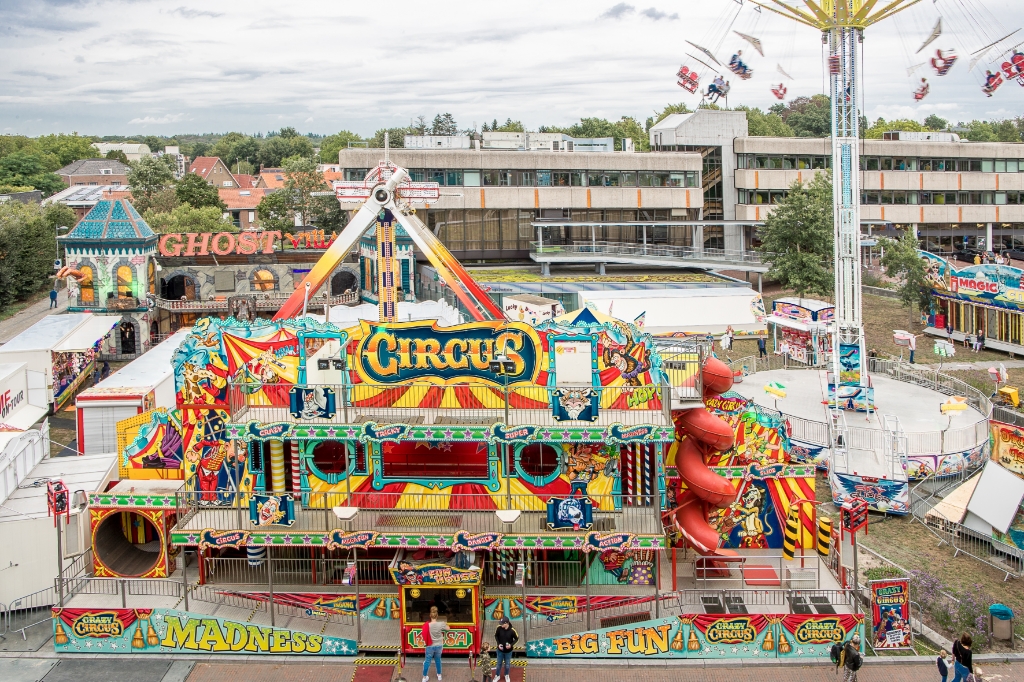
{"left": 951, "top": 633, "right": 973, "bottom": 682}
{"left": 937, "top": 648, "right": 950, "bottom": 682}
{"left": 757, "top": 336, "right": 767, "bottom": 359}
{"left": 477, "top": 642, "right": 494, "bottom": 682}
{"left": 908, "top": 333, "right": 917, "bottom": 364}
{"left": 422, "top": 605, "right": 449, "bottom": 682}
{"left": 49, "top": 288, "right": 58, "bottom": 309}
{"left": 493, "top": 616, "right": 519, "bottom": 682}
{"left": 843, "top": 634, "right": 863, "bottom": 682}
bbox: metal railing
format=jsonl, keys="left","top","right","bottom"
{"left": 175, "top": 491, "right": 663, "bottom": 537}
{"left": 530, "top": 240, "right": 767, "bottom": 268}
{"left": 692, "top": 554, "right": 827, "bottom": 591}
{"left": 152, "top": 290, "right": 359, "bottom": 312}
{"left": 869, "top": 358, "right": 993, "bottom": 418}
{"left": 228, "top": 382, "right": 675, "bottom": 428}
{"left": 7, "top": 585, "right": 60, "bottom": 640}
{"left": 918, "top": 515, "right": 1024, "bottom": 581}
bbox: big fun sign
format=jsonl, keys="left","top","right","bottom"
{"left": 52, "top": 608, "right": 356, "bottom": 655}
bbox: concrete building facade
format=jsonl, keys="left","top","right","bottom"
{"left": 336, "top": 148, "right": 703, "bottom": 260}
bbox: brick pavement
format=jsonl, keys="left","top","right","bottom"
{"left": 186, "top": 661, "right": 1024, "bottom": 682}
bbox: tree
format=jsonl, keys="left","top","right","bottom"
{"left": 543, "top": 116, "right": 651, "bottom": 151}
{"left": 319, "top": 130, "right": 362, "bottom": 163}
{"left": 176, "top": 172, "right": 225, "bottom": 210}
{"left": 772, "top": 95, "right": 831, "bottom": 137}
{"left": 757, "top": 172, "right": 834, "bottom": 298}
{"left": 0, "top": 152, "right": 64, "bottom": 196}
{"left": 36, "top": 133, "right": 99, "bottom": 167}
{"left": 144, "top": 204, "right": 232, "bottom": 234}
{"left": 258, "top": 135, "right": 313, "bottom": 168}
{"left": 127, "top": 156, "right": 175, "bottom": 213}
{"left": 277, "top": 127, "right": 300, "bottom": 139}
{"left": 429, "top": 113, "right": 459, "bottom": 136}
{"left": 210, "top": 132, "right": 247, "bottom": 165}
{"left": 923, "top": 114, "right": 948, "bottom": 131}
{"left": 0, "top": 202, "right": 65, "bottom": 311}
{"left": 105, "top": 149, "right": 129, "bottom": 164}
{"left": 863, "top": 117, "right": 928, "bottom": 139}
{"left": 255, "top": 191, "right": 293, "bottom": 232}
{"left": 368, "top": 127, "right": 411, "bottom": 148}
{"left": 490, "top": 118, "right": 524, "bottom": 132}
{"left": 737, "top": 106, "right": 794, "bottom": 136}
{"left": 879, "top": 230, "right": 930, "bottom": 319}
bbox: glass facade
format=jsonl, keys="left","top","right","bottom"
{"left": 393, "top": 169, "right": 698, "bottom": 188}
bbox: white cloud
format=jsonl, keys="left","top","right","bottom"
{"left": 601, "top": 3, "right": 635, "bottom": 19}
{"left": 128, "top": 113, "right": 188, "bottom": 125}
{"left": 305, "top": 116, "right": 314, "bottom": 123}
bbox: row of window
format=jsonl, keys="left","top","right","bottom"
{"left": 737, "top": 189, "right": 1024, "bottom": 206}
{"left": 342, "top": 168, "right": 699, "bottom": 188}
{"left": 737, "top": 154, "right": 1024, "bottom": 173}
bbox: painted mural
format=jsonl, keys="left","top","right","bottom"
{"left": 921, "top": 250, "right": 1024, "bottom": 312}
{"left": 991, "top": 419, "right": 1024, "bottom": 478}
{"left": 527, "top": 614, "right": 865, "bottom": 659}
{"left": 52, "top": 608, "right": 356, "bottom": 655}
{"left": 829, "top": 470, "right": 909, "bottom": 515}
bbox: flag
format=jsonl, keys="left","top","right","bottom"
{"left": 634, "top": 312, "right": 646, "bottom": 329}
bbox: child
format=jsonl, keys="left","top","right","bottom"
{"left": 937, "top": 649, "right": 949, "bottom": 682}
{"left": 477, "top": 641, "right": 493, "bottom": 682}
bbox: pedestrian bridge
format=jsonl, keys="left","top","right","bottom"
{"left": 530, "top": 241, "right": 768, "bottom": 274}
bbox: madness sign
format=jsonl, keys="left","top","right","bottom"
{"left": 353, "top": 320, "right": 542, "bottom": 385}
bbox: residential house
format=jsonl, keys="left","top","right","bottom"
{"left": 92, "top": 143, "right": 152, "bottom": 162}
{"left": 188, "top": 157, "right": 240, "bottom": 188}
{"left": 234, "top": 173, "right": 256, "bottom": 189}
{"left": 57, "top": 159, "right": 130, "bottom": 187}
{"left": 218, "top": 188, "right": 270, "bottom": 230}
{"left": 254, "top": 168, "right": 286, "bottom": 189}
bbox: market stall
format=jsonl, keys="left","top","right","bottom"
{"left": 767, "top": 298, "right": 833, "bottom": 366}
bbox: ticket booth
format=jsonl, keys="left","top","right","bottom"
{"left": 390, "top": 551, "right": 484, "bottom": 656}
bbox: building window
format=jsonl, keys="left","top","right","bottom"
{"left": 515, "top": 443, "right": 561, "bottom": 486}
{"left": 116, "top": 265, "right": 134, "bottom": 298}
{"left": 79, "top": 266, "right": 94, "bottom": 305}
{"left": 252, "top": 269, "right": 276, "bottom": 292}
{"left": 148, "top": 261, "right": 156, "bottom": 295}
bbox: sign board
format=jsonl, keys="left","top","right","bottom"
{"left": 870, "top": 579, "right": 912, "bottom": 650}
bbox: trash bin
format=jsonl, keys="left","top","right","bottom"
{"left": 989, "top": 603, "right": 1015, "bottom": 649}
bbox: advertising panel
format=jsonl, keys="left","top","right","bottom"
{"left": 870, "top": 579, "right": 912, "bottom": 649}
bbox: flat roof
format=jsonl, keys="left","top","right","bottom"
{"left": 79, "top": 329, "right": 190, "bottom": 397}
{"left": 105, "top": 479, "right": 184, "bottom": 497}
{"left": 579, "top": 288, "right": 766, "bottom": 336}
{"left": 53, "top": 315, "right": 119, "bottom": 352}
{"left": 0, "top": 314, "right": 91, "bottom": 353}
{"left": 0, "top": 362, "right": 25, "bottom": 385}
{"left": 0, "top": 452, "right": 116, "bottom": 522}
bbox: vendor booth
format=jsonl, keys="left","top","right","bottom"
{"left": 0, "top": 314, "right": 119, "bottom": 411}
{"left": 767, "top": 298, "right": 833, "bottom": 366}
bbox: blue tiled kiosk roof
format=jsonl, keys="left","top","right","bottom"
{"left": 61, "top": 199, "right": 158, "bottom": 248}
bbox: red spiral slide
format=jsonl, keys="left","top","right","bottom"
{"left": 668, "top": 356, "right": 738, "bottom": 556}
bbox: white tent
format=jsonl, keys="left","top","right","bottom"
{"left": 578, "top": 288, "right": 766, "bottom": 338}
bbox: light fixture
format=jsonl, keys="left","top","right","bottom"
{"left": 317, "top": 359, "right": 330, "bottom": 370}
{"left": 332, "top": 506, "right": 359, "bottom": 521}
{"left": 495, "top": 510, "right": 521, "bottom": 524}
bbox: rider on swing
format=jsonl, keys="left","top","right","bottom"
{"left": 729, "top": 50, "right": 751, "bottom": 78}
{"left": 931, "top": 48, "right": 956, "bottom": 75}
{"left": 984, "top": 69, "right": 1002, "bottom": 96}
{"left": 707, "top": 75, "right": 727, "bottom": 103}
{"left": 771, "top": 83, "right": 787, "bottom": 99}
{"left": 914, "top": 77, "right": 930, "bottom": 101}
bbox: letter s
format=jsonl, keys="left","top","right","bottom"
{"left": 305, "top": 634, "right": 323, "bottom": 653}
{"left": 236, "top": 231, "right": 258, "bottom": 255}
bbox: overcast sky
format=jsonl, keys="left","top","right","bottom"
{"left": 0, "top": 0, "right": 1021, "bottom": 138}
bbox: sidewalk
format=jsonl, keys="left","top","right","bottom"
{"left": 0, "top": 292, "right": 68, "bottom": 344}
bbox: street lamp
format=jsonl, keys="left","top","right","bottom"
{"left": 55, "top": 225, "right": 70, "bottom": 267}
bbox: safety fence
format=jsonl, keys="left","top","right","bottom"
{"left": 691, "top": 554, "right": 831, "bottom": 591}
{"left": 917, "top": 516, "right": 1024, "bottom": 581}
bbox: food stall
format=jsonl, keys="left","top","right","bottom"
{"left": 390, "top": 550, "right": 484, "bottom": 655}
{"left": 767, "top": 298, "right": 833, "bottom": 366}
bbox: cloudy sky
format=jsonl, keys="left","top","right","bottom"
{"left": 0, "top": 0, "right": 1021, "bottom": 137}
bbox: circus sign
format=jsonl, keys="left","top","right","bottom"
{"left": 353, "top": 320, "right": 542, "bottom": 386}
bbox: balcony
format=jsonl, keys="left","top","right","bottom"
{"left": 153, "top": 290, "right": 359, "bottom": 312}
{"left": 227, "top": 382, "right": 677, "bottom": 431}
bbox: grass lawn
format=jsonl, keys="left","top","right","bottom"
{"left": 0, "top": 289, "right": 49, "bottom": 323}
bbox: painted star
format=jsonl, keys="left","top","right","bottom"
{"left": 302, "top": 535, "right": 312, "bottom": 544}
{"left": 552, "top": 537, "right": 564, "bottom": 547}
{"left": 561, "top": 430, "right": 572, "bottom": 439}
{"left": 797, "top": 648, "right": 805, "bottom": 656}
{"left": 436, "top": 536, "right": 447, "bottom": 546}
{"left": 731, "top": 647, "right": 739, "bottom": 654}
{"left": 418, "top": 536, "right": 428, "bottom": 545}
{"left": 443, "top": 428, "right": 454, "bottom": 439}
{"left": 282, "top": 535, "right": 293, "bottom": 544}
{"left": 326, "top": 428, "right": 337, "bottom": 437}
{"left": 186, "top": 533, "right": 198, "bottom": 543}
{"left": 321, "top": 534, "right": 333, "bottom": 544}
{"left": 527, "top": 642, "right": 538, "bottom": 653}
{"left": 514, "top": 537, "right": 525, "bottom": 547}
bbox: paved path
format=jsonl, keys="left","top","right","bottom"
{"left": 0, "top": 292, "right": 68, "bottom": 344}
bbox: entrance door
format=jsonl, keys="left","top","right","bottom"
{"left": 119, "top": 321, "right": 136, "bottom": 355}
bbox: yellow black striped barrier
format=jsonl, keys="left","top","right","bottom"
{"left": 817, "top": 516, "right": 833, "bottom": 557}
{"left": 782, "top": 509, "right": 799, "bottom": 560}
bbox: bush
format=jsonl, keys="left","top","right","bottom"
{"left": 910, "top": 570, "right": 991, "bottom": 649}
{"left": 0, "top": 202, "right": 70, "bottom": 312}
{"left": 861, "top": 272, "right": 892, "bottom": 289}
{"left": 865, "top": 565, "right": 903, "bottom": 581}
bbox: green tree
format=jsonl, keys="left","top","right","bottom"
{"left": 258, "top": 135, "right": 314, "bottom": 167}
{"left": 368, "top": 127, "right": 411, "bottom": 148}
{"left": 0, "top": 152, "right": 64, "bottom": 196}
{"left": 127, "top": 156, "right": 175, "bottom": 213}
{"left": 429, "top": 113, "right": 459, "bottom": 136}
{"left": 144, "top": 204, "right": 232, "bottom": 234}
{"left": 255, "top": 190, "right": 293, "bottom": 232}
{"left": 757, "top": 172, "right": 834, "bottom": 298}
{"left": 319, "top": 130, "right": 362, "bottom": 163}
{"left": 737, "top": 106, "right": 794, "bottom": 136}
{"left": 230, "top": 137, "right": 261, "bottom": 169}
{"left": 544, "top": 117, "right": 651, "bottom": 151}
{"left": 176, "top": 172, "right": 225, "bottom": 210}
{"left": 491, "top": 118, "right": 525, "bottom": 133}
{"left": 105, "top": 149, "right": 130, "bottom": 164}
{"left": 772, "top": 95, "right": 831, "bottom": 137}
{"left": 879, "top": 230, "right": 930, "bottom": 320}
{"left": 863, "top": 117, "right": 927, "bottom": 139}
{"left": 211, "top": 132, "right": 247, "bottom": 165}
{"left": 923, "top": 114, "right": 948, "bottom": 131}
{"left": 36, "top": 133, "right": 99, "bottom": 167}
{"left": 277, "top": 127, "right": 300, "bottom": 139}
{"left": 0, "top": 202, "right": 63, "bottom": 311}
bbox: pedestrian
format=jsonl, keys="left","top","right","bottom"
{"left": 974, "top": 253, "right": 981, "bottom": 265}
{"left": 92, "top": 363, "right": 102, "bottom": 386}
{"left": 477, "top": 641, "right": 493, "bottom": 682}
{"left": 946, "top": 322, "right": 954, "bottom": 343}
{"left": 951, "top": 632, "right": 973, "bottom": 682}
{"left": 101, "top": 360, "right": 111, "bottom": 379}
{"left": 843, "top": 633, "right": 863, "bottom": 682}
{"left": 937, "top": 648, "right": 950, "bottom": 682}
{"left": 421, "top": 605, "right": 449, "bottom": 682}
{"left": 49, "top": 288, "right": 58, "bottom": 309}
{"left": 909, "top": 333, "right": 917, "bottom": 364}
{"left": 493, "top": 616, "right": 519, "bottom": 682}
{"left": 757, "top": 336, "right": 767, "bottom": 359}
{"left": 965, "top": 333, "right": 973, "bottom": 350}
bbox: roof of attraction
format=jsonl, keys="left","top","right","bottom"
{"left": 60, "top": 198, "right": 157, "bottom": 247}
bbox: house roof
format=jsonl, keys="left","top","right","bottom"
{"left": 218, "top": 187, "right": 270, "bottom": 210}
{"left": 57, "top": 159, "right": 129, "bottom": 177}
{"left": 60, "top": 198, "right": 157, "bottom": 246}
{"left": 234, "top": 173, "right": 256, "bottom": 188}
{"left": 45, "top": 186, "right": 132, "bottom": 207}
{"left": 258, "top": 169, "right": 287, "bottom": 189}
{"left": 93, "top": 143, "right": 151, "bottom": 156}
{"left": 188, "top": 156, "right": 222, "bottom": 179}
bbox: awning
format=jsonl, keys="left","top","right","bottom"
{"left": 54, "top": 315, "right": 119, "bottom": 352}
{"left": 766, "top": 315, "right": 829, "bottom": 333}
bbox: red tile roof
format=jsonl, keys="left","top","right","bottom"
{"left": 258, "top": 169, "right": 287, "bottom": 189}
{"left": 234, "top": 173, "right": 256, "bottom": 188}
{"left": 218, "top": 187, "right": 269, "bottom": 210}
{"left": 188, "top": 156, "right": 220, "bottom": 178}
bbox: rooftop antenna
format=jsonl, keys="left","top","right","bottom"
{"left": 384, "top": 131, "right": 390, "bottom": 164}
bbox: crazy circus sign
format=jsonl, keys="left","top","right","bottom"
{"left": 353, "top": 320, "right": 542, "bottom": 385}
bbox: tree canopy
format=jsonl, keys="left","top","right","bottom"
{"left": 176, "top": 172, "right": 225, "bottom": 210}
{"left": 757, "top": 172, "right": 834, "bottom": 299}
{"left": 879, "top": 230, "right": 930, "bottom": 316}
{"left": 0, "top": 202, "right": 72, "bottom": 312}
{"left": 144, "top": 204, "right": 232, "bottom": 234}
{"left": 770, "top": 95, "right": 831, "bottom": 137}
{"left": 737, "top": 106, "right": 794, "bottom": 136}
{"left": 429, "top": 113, "right": 459, "bottom": 136}
{"left": 541, "top": 116, "right": 650, "bottom": 151}
{"left": 319, "top": 130, "right": 362, "bottom": 163}
{"left": 127, "top": 156, "right": 175, "bottom": 213}
{"left": 483, "top": 118, "right": 525, "bottom": 132}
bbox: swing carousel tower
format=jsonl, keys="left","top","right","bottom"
{"left": 750, "top": 0, "right": 921, "bottom": 401}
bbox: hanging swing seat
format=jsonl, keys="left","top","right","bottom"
{"left": 931, "top": 49, "right": 957, "bottom": 76}
{"left": 677, "top": 66, "right": 700, "bottom": 93}
{"left": 913, "top": 84, "right": 930, "bottom": 101}
{"left": 728, "top": 63, "right": 753, "bottom": 79}
{"left": 771, "top": 84, "right": 787, "bottom": 100}
{"left": 1000, "top": 53, "right": 1024, "bottom": 86}
{"left": 983, "top": 71, "right": 1004, "bottom": 96}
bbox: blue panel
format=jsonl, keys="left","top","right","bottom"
{"left": 134, "top": 217, "right": 155, "bottom": 237}
{"left": 110, "top": 201, "right": 129, "bottom": 221}
{"left": 106, "top": 221, "right": 137, "bottom": 239}
{"left": 73, "top": 221, "right": 106, "bottom": 238}
{"left": 841, "top": 144, "right": 852, "bottom": 207}
{"left": 82, "top": 201, "right": 112, "bottom": 221}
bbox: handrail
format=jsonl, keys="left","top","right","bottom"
{"left": 152, "top": 290, "right": 359, "bottom": 311}
{"left": 529, "top": 240, "right": 766, "bottom": 265}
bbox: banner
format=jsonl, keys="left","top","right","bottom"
{"left": 390, "top": 561, "right": 482, "bottom": 586}
{"left": 52, "top": 608, "right": 356, "bottom": 655}
{"left": 991, "top": 420, "right": 1024, "bottom": 478}
{"left": 870, "top": 579, "right": 912, "bottom": 649}
{"left": 778, "top": 614, "right": 865, "bottom": 659}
